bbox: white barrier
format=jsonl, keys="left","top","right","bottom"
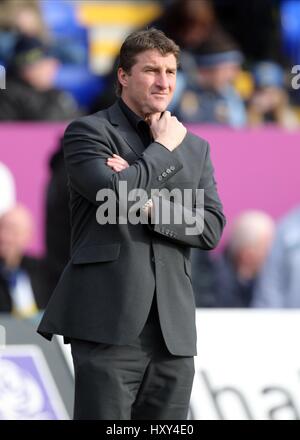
{"left": 190, "top": 309, "right": 300, "bottom": 420}
{"left": 48, "top": 310, "right": 300, "bottom": 420}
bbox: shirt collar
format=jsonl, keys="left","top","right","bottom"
{"left": 118, "top": 98, "right": 146, "bottom": 131}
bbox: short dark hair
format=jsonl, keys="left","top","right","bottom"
{"left": 116, "top": 27, "right": 180, "bottom": 96}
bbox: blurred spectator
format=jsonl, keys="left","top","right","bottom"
{"left": 215, "top": 211, "right": 275, "bottom": 307}
{"left": 0, "top": 0, "right": 46, "bottom": 38}
{"left": 173, "top": 30, "right": 247, "bottom": 127}
{"left": 43, "top": 138, "right": 71, "bottom": 298}
{"left": 252, "top": 206, "right": 300, "bottom": 308}
{"left": 152, "top": 0, "right": 217, "bottom": 50}
{"left": 0, "top": 204, "right": 49, "bottom": 317}
{"left": 0, "top": 162, "right": 16, "bottom": 216}
{"left": 0, "top": 0, "right": 47, "bottom": 64}
{"left": 191, "top": 248, "right": 218, "bottom": 308}
{"left": 212, "top": 0, "right": 284, "bottom": 65}
{"left": 150, "top": 0, "right": 226, "bottom": 112}
{"left": 247, "top": 61, "right": 299, "bottom": 129}
{"left": 0, "top": 0, "right": 84, "bottom": 65}
{"left": 0, "top": 34, "right": 80, "bottom": 120}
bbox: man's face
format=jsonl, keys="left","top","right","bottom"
{"left": 198, "top": 62, "right": 240, "bottom": 92}
{"left": 21, "top": 58, "right": 58, "bottom": 91}
{"left": 0, "top": 208, "right": 32, "bottom": 264}
{"left": 118, "top": 49, "right": 177, "bottom": 117}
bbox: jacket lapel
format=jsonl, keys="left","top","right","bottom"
{"left": 107, "top": 101, "right": 145, "bottom": 157}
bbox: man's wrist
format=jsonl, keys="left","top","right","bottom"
{"left": 142, "top": 198, "right": 153, "bottom": 217}
{"left": 142, "top": 198, "right": 153, "bottom": 210}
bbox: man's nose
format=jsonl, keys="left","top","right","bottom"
{"left": 156, "top": 72, "right": 169, "bottom": 89}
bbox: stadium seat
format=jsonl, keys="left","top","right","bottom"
{"left": 280, "top": 0, "right": 300, "bottom": 64}
{"left": 54, "top": 64, "right": 106, "bottom": 108}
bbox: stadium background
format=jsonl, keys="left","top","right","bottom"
{"left": 0, "top": 0, "right": 300, "bottom": 420}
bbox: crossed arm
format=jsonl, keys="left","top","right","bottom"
{"left": 64, "top": 118, "right": 225, "bottom": 249}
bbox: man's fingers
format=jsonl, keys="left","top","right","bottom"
{"left": 108, "top": 162, "right": 129, "bottom": 170}
{"left": 147, "top": 112, "right": 161, "bottom": 126}
{"left": 107, "top": 158, "right": 123, "bottom": 166}
{"left": 111, "top": 165, "right": 124, "bottom": 172}
{"left": 107, "top": 156, "right": 129, "bottom": 167}
{"left": 111, "top": 158, "right": 128, "bottom": 166}
{"left": 107, "top": 161, "right": 128, "bottom": 172}
{"left": 110, "top": 155, "right": 129, "bottom": 164}
{"left": 112, "top": 154, "right": 125, "bottom": 161}
{"left": 108, "top": 163, "right": 123, "bottom": 170}
{"left": 148, "top": 111, "right": 171, "bottom": 129}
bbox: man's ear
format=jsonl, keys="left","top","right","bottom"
{"left": 117, "top": 67, "right": 129, "bottom": 88}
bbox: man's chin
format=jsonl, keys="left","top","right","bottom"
{"left": 149, "top": 102, "right": 169, "bottom": 114}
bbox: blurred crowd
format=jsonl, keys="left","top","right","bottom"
{"left": 0, "top": 0, "right": 300, "bottom": 127}
{"left": 1, "top": 0, "right": 300, "bottom": 318}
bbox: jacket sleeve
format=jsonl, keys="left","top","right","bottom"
{"left": 148, "top": 141, "right": 226, "bottom": 250}
{"left": 63, "top": 118, "right": 183, "bottom": 205}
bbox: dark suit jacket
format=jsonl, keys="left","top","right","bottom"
{"left": 37, "top": 101, "right": 226, "bottom": 356}
{"left": 44, "top": 140, "right": 71, "bottom": 296}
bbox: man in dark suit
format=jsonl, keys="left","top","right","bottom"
{"left": 37, "top": 28, "right": 226, "bottom": 420}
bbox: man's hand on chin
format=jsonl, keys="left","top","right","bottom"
{"left": 147, "top": 111, "right": 187, "bottom": 152}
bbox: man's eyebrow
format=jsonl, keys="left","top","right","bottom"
{"left": 143, "top": 64, "right": 177, "bottom": 71}
{"left": 143, "top": 64, "right": 158, "bottom": 69}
